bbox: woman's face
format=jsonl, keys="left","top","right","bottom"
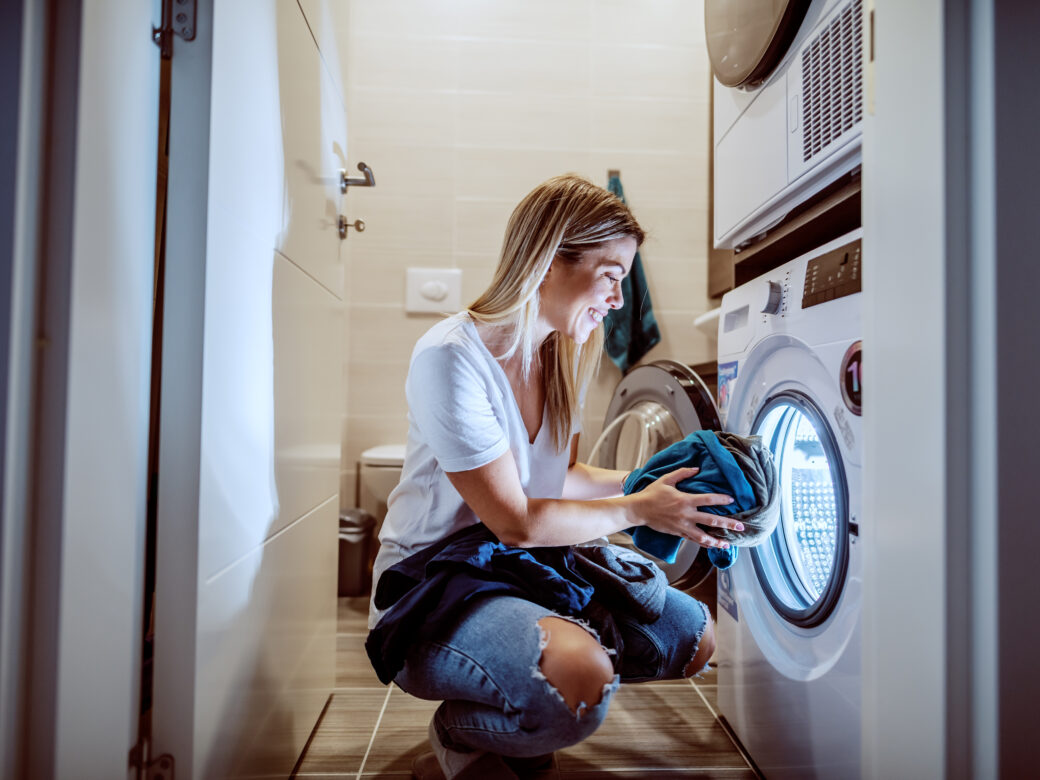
{"left": 539, "top": 236, "right": 638, "bottom": 345}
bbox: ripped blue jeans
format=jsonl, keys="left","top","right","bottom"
{"left": 393, "top": 586, "right": 712, "bottom": 758}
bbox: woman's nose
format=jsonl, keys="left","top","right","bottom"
{"left": 607, "top": 280, "right": 624, "bottom": 309}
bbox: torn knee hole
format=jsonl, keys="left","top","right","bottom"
{"left": 535, "top": 617, "right": 614, "bottom": 715}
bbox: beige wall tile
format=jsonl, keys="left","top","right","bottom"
{"left": 350, "top": 193, "right": 454, "bottom": 253}
{"left": 455, "top": 147, "right": 590, "bottom": 200}
{"left": 458, "top": 40, "right": 591, "bottom": 95}
{"left": 451, "top": 0, "right": 593, "bottom": 42}
{"left": 592, "top": 0, "right": 704, "bottom": 47}
{"left": 651, "top": 309, "right": 716, "bottom": 365}
{"left": 456, "top": 92, "right": 591, "bottom": 150}
{"left": 587, "top": 150, "right": 705, "bottom": 207}
{"left": 592, "top": 45, "right": 705, "bottom": 100}
{"left": 344, "top": 413, "right": 410, "bottom": 473}
{"left": 339, "top": 468, "right": 358, "bottom": 511}
{"left": 348, "top": 305, "right": 437, "bottom": 364}
{"left": 348, "top": 35, "right": 458, "bottom": 91}
{"left": 348, "top": 89, "right": 455, "bottom": 147}
{"left": 347, "top": 142, "right": 456, "bottom": 198}
{"left": 347, "top": 249, "right": 453, "bottom": 306}
{"left": 347, "top": 360, "right": 409, "bottom": 417}
{"left": 349, "top": 0, "right": 461, "bottom": 39}
{"left": 638, "top": 202, "right": 709, "bottom": 255}
{"left": 640, "top": 255, "right": 708, "bottom": 312}
{"left": 454, "top": 198, "right": 515, "bottom": 255}
{"left": 454, "top": 251, "right": 497, "bottom": 304}
{"left": 592, "top": 97, "right": 702, "bottom": 154}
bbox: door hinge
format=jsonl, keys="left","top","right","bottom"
{"left": 152, "top": 0, "right": 197, "bottom": 59}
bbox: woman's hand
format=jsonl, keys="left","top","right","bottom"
{"left": 628, "top": 467, "right": 744, "bottom": 549}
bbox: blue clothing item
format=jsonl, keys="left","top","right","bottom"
{"left": 623, "top": 430, "right": 771, "bottom": 568}
{"left": 603, "top": 175, "right": 660, "bottom": 373}
{"left": 394, "top": 587, "right": 711, "bottom": 758}
{"left": 366, "top": 523, "right": 669, "bottom": 685}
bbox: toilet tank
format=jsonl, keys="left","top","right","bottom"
{"left": 358, "top": 444, "right": 406, "bottom": 528}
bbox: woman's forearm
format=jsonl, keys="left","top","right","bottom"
{"left": 562, "top": 461, "right": 628, "bottom": 500}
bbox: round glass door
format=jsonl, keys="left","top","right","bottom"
{"left": 594, "top": 361, "right": 721, "bottom": 590}
{"left": 751, "top": 393, "right": 849, "bottom": 627}
{"left": 599, "top": 401, "right": 683, "bottom": 473}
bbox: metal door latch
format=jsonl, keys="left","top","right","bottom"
{"left": 338, "top": 217, "right": 366, "bottom": 239}
{"left": 340, "top": 162, "right": 376, "bottom": 192}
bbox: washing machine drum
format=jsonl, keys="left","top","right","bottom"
{"left": 594, "top": 360, "right": 721, "bottom": 590}
{"left": 705, "top": 0, "right": 812, "bottom": 88}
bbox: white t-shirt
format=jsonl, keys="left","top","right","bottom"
{"left": 369, "top": 312, "right": 578, "bottom": 628}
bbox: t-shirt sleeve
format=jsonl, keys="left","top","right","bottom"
{"left": 406, "top": 344, "right": 510, "bottom": 472}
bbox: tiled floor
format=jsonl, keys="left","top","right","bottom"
{"left": 293, "top": 597, "right": 757, "bottom": 779}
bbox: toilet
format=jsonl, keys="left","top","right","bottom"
{"left": 358, "top": 444, "right": 406, "bottom": 533}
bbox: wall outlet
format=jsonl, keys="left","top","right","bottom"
{"left": 405, "top": 268, "right": 462, "bottom": 314}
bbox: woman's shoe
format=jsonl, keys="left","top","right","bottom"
{"left": 417, "top": 719, "right": 520, "bottom": 780}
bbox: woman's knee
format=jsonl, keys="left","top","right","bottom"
{"left": 683, "top": 615, "right": 716, "bottom": 677}
{"left": 536, "top": 617, "right": 614, "bottom": 715}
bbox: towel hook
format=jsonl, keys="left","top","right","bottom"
{"left": 341, "top": 162, "right": 376, "bottom": 192}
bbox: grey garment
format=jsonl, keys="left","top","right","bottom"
{"left": 572, "top": 542, "right": 669, "bottom": 621}
{"left": 698, "top": 433, "right": 781, "bottom": 547}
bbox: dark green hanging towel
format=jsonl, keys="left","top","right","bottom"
{"left": 604, "top": 174, "right": 660, "bottom": 373}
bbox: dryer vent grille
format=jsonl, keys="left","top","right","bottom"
{"left": 801, "top": 0, "right": 863, "bottom": 163}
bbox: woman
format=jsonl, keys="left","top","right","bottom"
{"left": 368, "top": 174, "right": 743, "bottom": 780}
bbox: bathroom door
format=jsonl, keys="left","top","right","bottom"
{"left": 151, "top": 1, "right": 346, "bottom": 776}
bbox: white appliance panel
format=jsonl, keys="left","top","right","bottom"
{"left": 714, "top": 77, "right": 789, "bottom": 242}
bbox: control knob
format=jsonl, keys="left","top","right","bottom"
{"left": 761, "top": 281, "right": 783, "bottom": 315}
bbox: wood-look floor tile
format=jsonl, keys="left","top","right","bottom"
{"left": 294, "top": 689, "right": 388, "bottom": 774}
{"left": 338, "top": 595, "right": 372, "bottom": 633}
{"left": 693, "top": 684, "right": 718, "bottom": 710}
{"left": 360, "top": 686, "right": 441, "bottom": 774}
{"left": 557, "top": 685, "right": 749, "bottom": 772}
{"left": 561, "top": 770, "right": 756, "bottom": 778}
{"left": 337, "top": 633, "right": 386, "bottom": 689}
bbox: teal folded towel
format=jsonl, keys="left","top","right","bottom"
{"left": 621, "top": 430, "right": 780, "bottom": 571}
{"left": 604, "top": 175, "right": 660, "bottom": 374}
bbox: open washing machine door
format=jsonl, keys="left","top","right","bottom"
{"left": 592, "top": 360, "right": 722, "bottom": 589}
{"left": 705, "top": 0, "right": 813, "bottom": 88}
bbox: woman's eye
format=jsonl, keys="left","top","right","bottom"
{"left": 604, "top": 274, "right": 618, "bottom": 283}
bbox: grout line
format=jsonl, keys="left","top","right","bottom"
{"left": 356, "top": 684, "right": 393, "bottom": 779}
{"left": 690, "top": 680, "right": 761, "bottom": 777}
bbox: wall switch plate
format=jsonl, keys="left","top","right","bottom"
{"left": 405, "top": 268, "right": 462, "bottom": 314}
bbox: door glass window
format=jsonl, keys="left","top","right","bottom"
{"left": 752, "top": 395, "right": 847, "bottom": 625}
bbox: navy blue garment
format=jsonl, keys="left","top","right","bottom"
{"left": 623, "top": 430, "right": 761, "bottom": 568}
{"left": 365, "top": 524, "right": 667, "bottom": 685}
{"left": 603, "top": 175, "right": 660, "bottom": 373}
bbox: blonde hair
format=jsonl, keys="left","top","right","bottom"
{"left": 468, "top": 174, "right": 645, "bottom": 452}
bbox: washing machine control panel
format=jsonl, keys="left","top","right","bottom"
{"left": 802, "top": 238, "right": 861, "bottom": 309}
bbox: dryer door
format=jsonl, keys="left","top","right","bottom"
{"left": 593, "top": 360, "right": 721, "bottom": 589}
{"left": 705, "top": 0, "right": 812, "bottom": 88}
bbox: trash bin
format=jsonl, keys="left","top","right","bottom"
{"left": 338, "top": 508, "right": 376, "bottom": 597}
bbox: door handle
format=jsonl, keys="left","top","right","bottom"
{"left": 340, "top": 162, "right": 375, "bottom": 192}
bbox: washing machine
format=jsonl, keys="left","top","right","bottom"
{"left": 594, "top": 229, "right": 863, "bottom": 778}
{"left": 709, "top": 0, "right": 864, "bottom": 249}
{"left": 715, "top": 229, "right": 862, "bottom": 778}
